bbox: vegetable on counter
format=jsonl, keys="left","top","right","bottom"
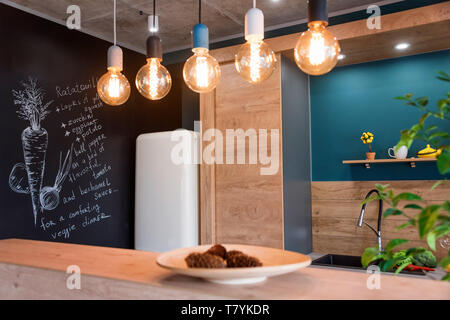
{"left": 412, "top": 249, "right": 437, "bottom": 268}
{"left": 362, "top": 239, "right": 438, "bottom": 274}
{"left": 391, "top": 248, "right": 436, "bottom": 272}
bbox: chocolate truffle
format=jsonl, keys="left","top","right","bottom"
{"left": 226, "top": 250, "right": 243, "bottom": 259}
{"left": 226, "top": 254, "right": 262, "bottom": 268}
{"left": 185, "top": 252, "right": 226, "bottom": 268}
{"left": 206, "top": 244, "right": 227, "bottom": 259}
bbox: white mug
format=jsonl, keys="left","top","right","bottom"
{"left": 388, "top": 146, "right": 408, "bottom": 159}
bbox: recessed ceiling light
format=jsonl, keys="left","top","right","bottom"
{"left": 338, "top": 54, "right": 346, "bottom": 60}
{"left": 395, "top": 43, "right": 410, "bottom": 50}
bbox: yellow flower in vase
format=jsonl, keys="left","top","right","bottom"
{"left": 360, "top": 132, "right": 374, "bottom": 153}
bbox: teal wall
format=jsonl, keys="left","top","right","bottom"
{"left": 310, "top": 50, "right": 450, "bottom": 181}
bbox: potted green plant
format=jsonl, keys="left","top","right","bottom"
{"left": 361, "top": 71, "right": 450, "bottom": 281}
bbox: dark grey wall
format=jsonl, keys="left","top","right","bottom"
{"left": 181, "top": 80, "right": 200, "bottom": 131}
{"left": 281, "top": 55, "right": 312, "bottom": 254}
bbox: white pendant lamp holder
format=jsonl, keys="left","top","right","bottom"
{"left": 107, "top": 45, "right": 123, "bottom": 71}
{"left": 97, "top": 0, "right": 131, "bottom": 106}
{"left": 245, "top": 4, "right": 264, "bottom": 41}
{"left": 148, "top": 15, "right": 159, "bottom": 33}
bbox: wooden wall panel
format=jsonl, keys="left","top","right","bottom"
{"left": 199, "top": 91, "right": 216, "bottom": 244}
{"left": 200, "top": 58, "right": 284, "bottom": 248}
{"left": 312, "top": 180, "right": 449, "bottom": 259}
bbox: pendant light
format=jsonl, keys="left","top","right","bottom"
{"left": 235, "top": 0, "right": 276, "bottom": 84}
{"left": 183, "top": 0, "right": 221, "bottom": 93}
{"left": 294, "top": 0, "right": 340, "bottom": 76}
{"left": 97, "top": 0, "right": 131, "bottom": 106}
{"left": 136, "top": 0, "right": 172, "bottom": 100}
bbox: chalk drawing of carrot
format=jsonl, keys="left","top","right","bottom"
{"left": 11, "top": 77, "right": 52, "bottom": 226}
{"left": 40, "top": 145, "right": 73, "bottom": 211}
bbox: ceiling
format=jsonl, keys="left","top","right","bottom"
{"left": 3, "top": 0, "right": 402, "bottom": 54}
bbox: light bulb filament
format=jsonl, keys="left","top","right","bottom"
{"left": 309, "top": 32, "right": 326, "bottom": 66}
{"left": 195, "top": 56, "right": 209, "bottom": 88}
{"left": 108, "top": 74, "right": 121, "bottom": 98}
{"left": 149, "top": 59, "right": 159, "bottom": 99}
{"left": 250, "top": 41, "right": 261, "bottom": 82}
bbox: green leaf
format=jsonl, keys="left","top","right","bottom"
{"left": 381, "top": 259, "right": 397, "bottom": 272}
{"left": 375, "top": 183, "right": 390, "bottom": 191}
{"left": 385, "top": 239, "right": 409, "bottom": 254}
{"left": 418, "top": 112, "right": 431, "bottom": 126}
{"left": 396, "top": 219, "right": 415, "bottom": 231}
{"left": 427, "top": 232, "right": 436, "bottom": 251}
{"left": 436, "top": 71, "right": 450, "bottom": 82}
{"left": 384, "top": 208, "right": 403, "bottom": 217}
{"left": 393, "top": 193, "right": 422, "bottom": 203}
{"left": 361, "top": 194, "right": 380, "bottom": 206}
{"left": 437, "top": 99, "right": 448, "bottom": 110}
{"left": 394, "top": 262, "right": 410, "bottom": 274}
{"left": 396, "top": 130, "right": 415, "bottom": 150}
{"left": 429, "top": 132, "right": 450, "bottom": 140}
{"left": 404, "top": 204, "right": 423, "bottom": 210}
{"left": 437, "top": 151, "right": 450, "bottom": 175}
{"left": 361, "top": 247, "right": 381, "bottom": 268}
{"left": 431, "top": 180, "right": 444, "bottom": 191}
{"left": 440, "top": 256, "right": 450, "bottom": 270}
{"left": 442, "top": 273, "right": 450, "bottom": 281}
{"left": 433, "top": 224, "right": 450, "bottom": 239}
{"left": 442, "top": 201, "right": 450, "bottom": 213}
{"left": 418, "top": 205, "right": 441, "bottom": 238}
{"left": 417, "top": 97, "right": 429, "bottom": 106}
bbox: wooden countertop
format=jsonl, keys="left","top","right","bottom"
{"left": 0, "top": 239, "right": 448, "bottom": 300}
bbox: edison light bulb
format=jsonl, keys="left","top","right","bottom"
{"left": 294, "top": 21, "right": 340, "bottom": 76}
{"left": 97, "top": 68, "right": 130, "bottom": 106}
{"left": 97, "top": 46, "right": 131, "bottom": 106}
{"left": 136, "top": 58, "right": 172, "bottom": 100}
{"left": 183, "top": 48, "right": 221, "bottom": 93}
{"left": 235, "top": 36, "right": 276, "bottom": 84}
{"left": 235, "top": 7, "right": 276, "bottom": 84}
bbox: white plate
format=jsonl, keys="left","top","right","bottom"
{"left": 156, "top": 244, "right": 311, "bottom": 285}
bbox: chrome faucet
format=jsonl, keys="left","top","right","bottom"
{"left": 357, "top": 189, "right": 383, "bottom": 251}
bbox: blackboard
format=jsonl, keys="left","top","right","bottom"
{"left": 0, "top": 4, "right": 183, "bottom": 248}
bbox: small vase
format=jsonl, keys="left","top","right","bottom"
{"left": 366, "top": 152, "right": 376, "bottom": 161}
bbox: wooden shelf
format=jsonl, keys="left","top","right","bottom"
{"left": 342, "top": 157, "right": 437, "bottom": 169}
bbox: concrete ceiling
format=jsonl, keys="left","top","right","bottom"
{"left": 4, "top": 0, "right": 402, "bottom": 54}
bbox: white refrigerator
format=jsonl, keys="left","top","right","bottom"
{"left": 134, "top": 130, "right": 199, "bottom": 252}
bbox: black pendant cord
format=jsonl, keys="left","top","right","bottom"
{"left": 199, "top": 0, "right": 202, "bottom": 24}
{"left": 153, "top": 0, "right": 156, "bottom": 29}
{"left": 147, "top": 0, "right": 162, "bottom": 59}
{"left": 113, "top": 0, "right": 116, "bottom": 45}
{"left": 153, "top": 0, "right": 156, "bottom": 15}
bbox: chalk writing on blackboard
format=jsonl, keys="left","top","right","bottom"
{"left": 8, "top": 76, "right": 119, "bottom": 240}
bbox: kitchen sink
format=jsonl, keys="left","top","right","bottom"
{"left": 312, "top": 254, "right": 427, "bottom": 276}
{"left": 312, "top": 254, "right": 363, "bottom": 270}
